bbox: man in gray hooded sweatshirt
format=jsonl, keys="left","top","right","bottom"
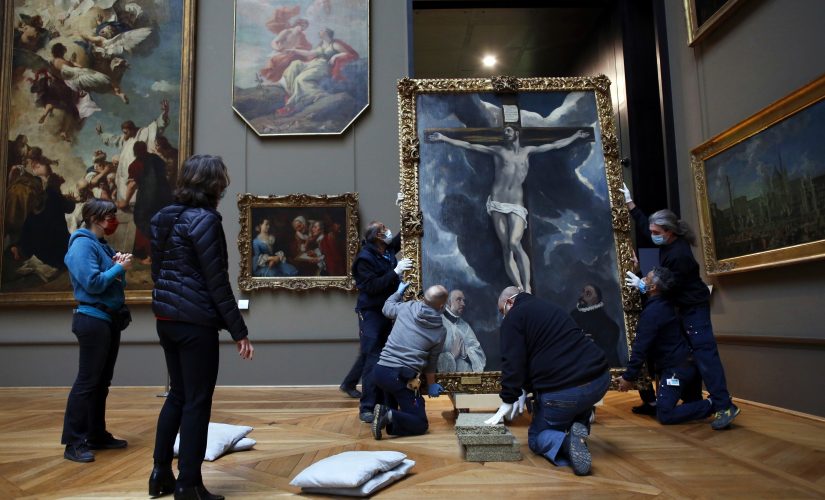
{"left": 371, "top": 284, "right": 448, "bottom": 440}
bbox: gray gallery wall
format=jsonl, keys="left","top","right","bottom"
{"left": 0, "top": 0, "right": 409, "bottom": 387}
{"left": 1, "top": 0, "right": 823, "bottom": 419}
{"left": 662, "top": 0, "right": 825, "bottom": 417}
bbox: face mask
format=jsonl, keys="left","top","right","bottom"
{"left": 652, "top": 234, "right": 666, "bottom": 245}
{"left": 101, "top": 217, "right": 119, "bottom": 236}
{"left": 220, "top": 190, "right": 227, "bottom": 200}
{"left": 382, "top": 229, "right": 393, "bottom": 244}
{"left": 638, "top": 280, "right": 648, "bottom": 294}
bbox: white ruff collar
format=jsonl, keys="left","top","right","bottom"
{"left": 577, "top": 301, "right": 604, "bottom": 313}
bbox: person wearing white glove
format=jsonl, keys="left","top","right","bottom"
{"left": 394, "top": 257, "right": 413, "bottom": 276}
{"left": 490, "top": 286, "right": 609, "bottom": 476}
{"left": 351, "top": 221, "right": 404, "bottom": 424}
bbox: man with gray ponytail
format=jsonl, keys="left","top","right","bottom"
{"left": 621, "top": 183, "right": 739, "bottom": 430}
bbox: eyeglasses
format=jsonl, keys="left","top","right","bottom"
{"left": 104, "top": 214, "right": 117, "bottom": 221}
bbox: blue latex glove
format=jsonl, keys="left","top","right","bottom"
{"left": 427, "top": 383, "right": 444, "bottom": 398}
{"left": 396, "top": 281, "right": 410, "bottom": 294}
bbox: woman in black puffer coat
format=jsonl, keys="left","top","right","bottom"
{"left": 148, "top": 154, "right": 254, "bottom": 500}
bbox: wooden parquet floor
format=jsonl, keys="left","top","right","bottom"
{"left": 0, "top": 387, "right": 823, "bottom": 499}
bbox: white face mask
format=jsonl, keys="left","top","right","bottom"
{"left": 382, "top": 229, "right": 393, "bottom": 244}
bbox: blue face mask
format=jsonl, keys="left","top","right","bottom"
{"left": 652, "top": 234, "right": 666, "bottom": 245}
{"left": 638, "top": 280, "right": 647, "bottom": 294}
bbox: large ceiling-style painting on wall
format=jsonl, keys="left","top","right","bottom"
{"left": 1, "top": 0, "right": 195, "bottom": 305}
{"left": 233, "top": 0, "right": 369, "bottom": 136}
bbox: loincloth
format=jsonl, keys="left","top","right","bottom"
{"left": 486, "top": 196, "right": 528, "bottom": 226}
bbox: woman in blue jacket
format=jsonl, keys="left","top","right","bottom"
{"left": 148, "top": 155, "right": 253, "bottom": 500}
{"left": 62, "top": 198, "right": 133, "bottom": 463}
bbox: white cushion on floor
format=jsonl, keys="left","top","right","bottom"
{"left": 173, "top": 423, "right": 253, "bottom": 461}
{"left": 290, "top": 450, "right": 408, "bottom": 489}
{"left": 300, "top": 458, "right": 415, "bottom": 497}
{"left": 231, "top": 437, "right": 256, "bottom": 452}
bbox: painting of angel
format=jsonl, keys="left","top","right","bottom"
{"left": 1, "top": 0, "right": 195, "bottom": 305}
{"left": 233, "top": 0, "right": 369, "bottom": 136}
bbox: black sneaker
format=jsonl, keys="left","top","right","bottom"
{"left": 359, "top": 411, "right": 374, "bottom": 423}
{"left": 88, "top": 433, "right": 128, "bottom": 450}
{"left": 711, "top": 404, "right": 740, "bottom": 430}
{"left": 64, "top": 443, "right": 95, "bottom": 463}
{"left": 372, "top": 404, "right": 388, "bottom": 440}
{"left": 564, "top": 422, "right": 591, "bottom": 476}
{"left": 632, "top": 403, "right": 658, "bottom": 416}
{"left": 339, "top": 385, "right": 362, "bottom": 399}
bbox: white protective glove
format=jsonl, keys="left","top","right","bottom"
{"left": 620, "top": 182, "right": 633, "bottom": 204}
{"left": 395, "top": 192, "right": 404, "bottom": 206}
{"left": 484, "top": 402, "right": 514, "bottom": 425}
{"left": 509, "top": 389, "right": 528, "bottom": 420}
{"left": 394, "top": 258, "right": 413, "bottom": 275}
{"left": 624, "top": 271, "right": 641, "bottom": 288}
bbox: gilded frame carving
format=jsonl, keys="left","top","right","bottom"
{"left": 692, "top": 74, "right": 825, "bottom": 276}
{"left": 397, "top": 76, "right": 641, "bottom": 393}
{"left": 0, "top": 0, "right": 196, "bottom": 306}
{"left": 237, "top": 193, "right": 360, "bottom": 292}
{"left": 684, "top": 0, "right": 747, "bottom": 46}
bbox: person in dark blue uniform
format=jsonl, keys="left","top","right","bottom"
{"left": 351, "top": 221, "right": 412, "bottom": 423}
{"left": 617, "top": 266, "right": 713, "bottom": 424}
{"left": 621, "top": 184, "right": 739, "bottom": 430}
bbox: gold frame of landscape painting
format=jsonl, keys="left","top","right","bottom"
{"left": 237, "top": 193, "right": 360, "bottom": 292}
{"left": 692, "top": 74, "right": 825, "bottom": 276}
{"left": 396, "top": 76, "right": 641, "bottom": 393}
{"left": 0, "top": 0, "right": 196, "bottom": 306}
{"left": 684, "top": 0, "right": 747, "bottom": 46}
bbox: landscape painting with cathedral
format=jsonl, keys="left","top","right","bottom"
{"left": 692, "top": 74, "right": 825, "bottom": 275}
{"left": 1, "top": 0, "right": 194, "bottom": 305}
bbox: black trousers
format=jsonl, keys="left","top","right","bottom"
{"left": 153, "top": 320, "right": 219, "bottom": 488}
{"left": 62, "top": 313, "right": 121, "bottom": 446}
{"left": 340, "top": 348, "right": 365, "bottom": 389}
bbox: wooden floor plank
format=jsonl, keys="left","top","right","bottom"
{"left": 0, "top": 387, "right": 823, "bottom": 498}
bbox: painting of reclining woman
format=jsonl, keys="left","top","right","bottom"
{"left": 233, "top": 0, "right": 369, "bottom": 136}
{"left": 1, "top": 0, "right": 195, "bottom": 304}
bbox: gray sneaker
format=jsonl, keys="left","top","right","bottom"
{"left": 359, "top": 411, "right": 374, "bottom": 423}
{"left": 564, "top": 422, "right": 591, "bottom": 476}
{"left": 711, "top": 404, "right": 740, "bottom": 430}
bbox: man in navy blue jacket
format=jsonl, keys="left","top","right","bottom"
{"left": 352, "top": 221, "right": 412, "bottom": 422}
{"left": 618, "top": 266, "right": 713, "bottom": 425}
{"left": 487, "top": 286, "right": 609, "bottom": 476}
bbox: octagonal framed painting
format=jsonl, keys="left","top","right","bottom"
{"left": 232, "top": 0, "right": 369, "bottom": 136}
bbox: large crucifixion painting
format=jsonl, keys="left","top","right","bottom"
{"left": 397, "top": 77, "right": 639, "bottom": 387}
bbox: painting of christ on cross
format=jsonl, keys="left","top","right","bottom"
{"left": 399, "top": 78, "right": 637, "bottom": 377}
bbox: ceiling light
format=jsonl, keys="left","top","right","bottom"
{"left": 482, "top": 55, "right": 497, "bottom": 67}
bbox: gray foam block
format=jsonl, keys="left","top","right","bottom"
{"left": 456, "top": 433, "right": 515, "bottom": 445}
{"left": 464, "top": 441, "right": 522, "bottom": 462}
{"left": 455, "top": 413, "right": 507, "bottom": 434}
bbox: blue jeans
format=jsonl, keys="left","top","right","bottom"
{"left": 373, "top": 364, "right": 428, "bottom": 436}
{"left": 656, "top": 364, "right": 713, "bottom": 424}
{"left": 62, "top": 313, "right": 121, "bottom": 446}
{"left": 341, "top": 348, "right": 365, "bottom": 390}
{"left": 357, "top": 309, "right": 392, "bottom": 413}
{"left": 681, "top": 304, "right": 731, "bottom": 411}
{"left": 528, "top": 370, "right": 610, "bottom": 466}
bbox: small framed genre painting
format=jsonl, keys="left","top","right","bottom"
{"left": 396, "top": 76, "right": 639, "bottom": 393}
{"left": 0, "top": 0, "right": 195, "bottom": 305}
{"left": 237, "top": 193, "right": 360, "bottom": 291}
{"left": 692, "top": 74, "right": 825, "bottom": 275}
{"left": 232, "top": 0, "right": 369, "bottom": 136}
{"left": 684, "top": 0, "right": 747, "bottom": 46}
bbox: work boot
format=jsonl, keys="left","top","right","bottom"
{"left": 372, "top": 404, "right": 388, "bottom": 440}
{"left": 88, "top": 432, "right": 128, "bottom": 449}
{"left": 563, "top": 422, "right": 592, "bottom": 476}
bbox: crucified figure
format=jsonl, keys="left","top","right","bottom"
{"left": 429, "top": 126, "right": 590, "bottom": 293}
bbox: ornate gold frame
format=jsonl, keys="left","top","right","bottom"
{"left": 0, "top": 0, "right": 196, "bottom": 306}
{"left": 237, "top": 193, "right": 360, "bottom": 291}
{"left": 684, "top": 0, "right": 747, "bottom": 46}
{"left": 692, "top": 74, "right": 825, "bottom": 276}
{"left": 397, "top": 76, "right": 641, "bottom": 393}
